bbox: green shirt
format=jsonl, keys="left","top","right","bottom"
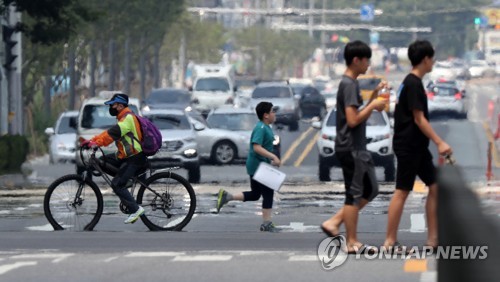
{"left": 246, "top": 121, "right": 275, "bottom": 176}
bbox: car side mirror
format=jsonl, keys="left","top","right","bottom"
{"left": 193, "top": 121, "right": 206, "bottom": 131}
{"left": 45, "top": 127, "right": 55, "bottom": 135}
{"left": 311, "top": 121, "right": 322, "bottom": 129}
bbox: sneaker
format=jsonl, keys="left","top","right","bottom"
{"left": 124, "top": 206, "right": 144, "bottom": 224}
{"left": 216, "top": 189, "right": 229, "bottom": 213}
{"left": 260, "top": 222, "right": 281, "bottom": 233}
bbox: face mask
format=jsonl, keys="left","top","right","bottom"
{"left": 109, "top": 106, "right": 119, "bottom": 116}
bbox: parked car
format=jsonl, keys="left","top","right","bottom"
{"left": 249, "top": 81, "right": 301, "bottom": 131}
{"left": 426, "top": 85, "right": 467, "bottom": 119}
{"left": 45, "top": 111, "right": 78, "bottom": 164}
{"left": 75, "top": 91, "right": 141, "bottom": 175}
{"left": 299, "top": 85, "right": 327, "bottom": 119}
{"left": 143, "top": 109, "right": 201, "bottom": 183}
{"left": 312, "top": 109, "right": 395, "bottom": 182}
{"left": 142, "top": 88, "right": 192, "bottom": 112}
{"left": 191, "top": 107, "right": 281, "bottom": 164}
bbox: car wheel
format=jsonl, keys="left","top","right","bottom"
{"left": 188, "top": 164, "right": 201, "bottom": 183}
{"left": 319, "top": 156, "right": 331, "bottom": 181}
{"left": 211, "top": 141, "right": 236, "bottom": 165}
{"left": 289, "top": 120, "right": 299, "bottom": 132}
{"left": 383, "top": 155, "right": 396, "bottom": 182}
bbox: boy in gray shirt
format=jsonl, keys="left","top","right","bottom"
{"left": 321, "top": 40, "right": 387, "bottom": 254}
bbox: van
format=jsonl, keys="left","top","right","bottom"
{"left": 75, "top": 91, "right": 141, "bottom": 174}
{"left": 190, "top": 64, "right": 236, "bottom": 115}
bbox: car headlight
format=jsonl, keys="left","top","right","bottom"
{"left": 321, "top": 134, "right": 335, "bottom": 141}
{"left": 183, "top": 149, "right": 197, "bottom": 157}
{"left": 273, "top": 135, "right": 280, "bottom": 145}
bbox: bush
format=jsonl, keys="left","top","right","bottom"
{"left": 0, "top": 135, "right": 30, "bottom": 174}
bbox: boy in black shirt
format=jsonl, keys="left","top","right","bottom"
{"left": 383, "top": 40, "right": 452, "bottom": 252}
{"left": 321, "top": 40, "right": 387, "bottom": 254}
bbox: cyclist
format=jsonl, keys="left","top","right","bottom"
{"left": 81, "top": 93, "right": 146, "bottom": 224}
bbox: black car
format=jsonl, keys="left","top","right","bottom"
{"left": 143, "top": 88, "right": 192, "bottom": 111}
{"left": 299, "top": 86, "right": 327, "bottom": 119}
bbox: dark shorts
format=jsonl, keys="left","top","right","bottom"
{"left": 336, "top": 151, "right": 377, "bottom": 205}
{"left": 395, "top": 149, "right": 436, "bottom": 191}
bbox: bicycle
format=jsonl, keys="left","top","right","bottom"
{"left": 43, "top": 146, "right": 197, "bottom": 231}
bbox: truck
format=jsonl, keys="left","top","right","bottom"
{"left": 478, "top": 29, "right": 500, "bottom": 64}
{"left": 189, "top": 64, "right": 236, "bottom": 115}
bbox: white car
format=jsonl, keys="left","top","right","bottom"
{"left": 143, "top": 109, "right": 201, "bottom": 183}
{"left": 429, "top": 61, "right": 457, "bottom": 81}
{"left": 426, "top": 85, "right": 467, "bottom": 119}
{"left": 312, "top": 109, "right": 395, "bottom": 182}
{"left": 45, "top": 111, "right": 78, "bottom": 164}
{"left": 468, "top": 60, "right": 496, "bottom": 78}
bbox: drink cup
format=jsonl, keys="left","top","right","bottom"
{"left": 377, "top": 88, "right": 390, "bottom": 100}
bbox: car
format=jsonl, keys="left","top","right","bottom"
{"left": 429, "top": 61, "right": 457, "bottom": 81}
{"left": 249, "top": 81, "right": 301, "bottom": 131}
{"left": 321, "top": 89, "right": 337, "bottom": 109}
{"left": 143, "top": 109, "right": 202, "bottom": 183}
{"left": 426, "top": 85, "right": 467, "bottom": 119}
{"left": 142, "top": 88, "right": 192, "bottom": 112}
{"left": 299, "top": 85, "right": 327, "bottom": 119}
{"left": 45, "top": 111, "right": 79, "bottom": 164}
{"left": 312, "top": 109, "right": 395, "bottom": 182}
{"left": 468, "top": 60, "right": 496, "bottom": 78}
{"left": 75, "top": 91, "right": 141, "bottom": 175}
{"left": 191, "top": 107, "right": 281, "bottom": 164}
{"left": 357, "top": 74, "right": 390, "bottom": 113}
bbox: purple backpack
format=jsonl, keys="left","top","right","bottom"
{"left": 125, "top": 113, "right": 162, "bottom": 156}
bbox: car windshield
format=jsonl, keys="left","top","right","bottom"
{"left": 290, "top": 84, "right": 308, "bottom": 95}
{"left": 327, "top": 111, "right": 385, "bottom": 126}
{"left": 366, "top": 111, "right": 386, "bottom": 126}
{"left": 147, "top": 90, "right": 190, "bottom": 104}
{"left": 147, "top": 114, "right": 191, "bottom": 130}
{"left": 194, "top": 77, "right": 230, "bottom": 91}
{"left": 252, "top": 86, "right": 291, "bottom": 99}
{"left": 358, "top": 78, "right": 381, "bottom": 90}
{"left": 207, "top": 113, "right": 258, "bottom": 131}
{"left": 57, "top": 116, "right": 77, "bottom": 134}
{"left": 433, "top": 87, "right": 457, "bottom": 96}
{"left": 81, "top": 105, "right": 139, "bottom": 129}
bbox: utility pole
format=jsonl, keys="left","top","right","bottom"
{"left": 308, "top": 0, "right": 314, "bottom": 38}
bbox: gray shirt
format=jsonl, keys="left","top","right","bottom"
{"left": 334, "top": 75, "right": 367, "bottom": 152}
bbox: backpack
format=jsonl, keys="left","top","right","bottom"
{"left": 124, "top": 112, "right": 162, "bottom": 156}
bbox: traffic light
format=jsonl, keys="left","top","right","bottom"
{"left": 474, "top": 17, "right": 481, "bottom": 25}
{"left": 2, "top": 24, "right": 18, "bottom": 71}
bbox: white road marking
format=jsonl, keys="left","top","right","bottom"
{"left": 288, "top": 255, "right": 318, "bottom": 261}
{"left": 125, "top": 252, "right": 185, "bottom": 257}
{"left": 172, "top": 255, "right": 232, "bottom": 262}
{"left": 0, "top": 210, "right": 10, "bottom": 215}
{"left": 0, "top": 261, "right": 37, "bottom": 275}
{"left": 420, "top": 271, "right": 437, "bottom": 282}
{"left": 103, "top": 256, "right": 119, "bottom": 263}
{"left": 11, "top": 253, "right": 74, "bottom": 263}
{"left": 410, "top": 213, "right": 426, "bottom": 233}
{"left": 25, "top": 224, "right": 54, "bottom": 231}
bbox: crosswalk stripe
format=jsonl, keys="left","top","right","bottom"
{"left": 0, "top": 261, "right": 37, "bottom": 275}
{"left": 172, "top": 255, "right": 232, "bottom": 261}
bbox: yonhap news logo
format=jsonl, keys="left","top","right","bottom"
{"left": 317, "top": 235, "right": 348, "bottom": 270}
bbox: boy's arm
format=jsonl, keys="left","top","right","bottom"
{"left": 413, "top": 109, "right": 452, "bottom": 155}
{"left": 345, "top": 98, "right": 386, "bottom": 128}
{"left": 253, "top": 143, "right": 280, "bottom": 167}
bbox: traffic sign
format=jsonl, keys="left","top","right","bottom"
{"left": 360, "top": 4, "right": 375, "bottom": 22}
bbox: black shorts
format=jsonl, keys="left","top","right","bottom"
{"left": 395, "top": 149, "right": 436, "bottom": 191}
{"left": 336, "top": 151, "right": 377, "bottom": 205}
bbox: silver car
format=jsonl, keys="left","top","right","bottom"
{"left": 143, "top": 109, "right": 202, "bottom": 183}
{"left": 426, "top": 85, "right": 467, "bottom": 119}
{"left": 45, "top": 111, "right": 78, "bottom": 164}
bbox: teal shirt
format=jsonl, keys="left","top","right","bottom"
{"left": 246, "top": 121, "right": 275, "bottom": 176}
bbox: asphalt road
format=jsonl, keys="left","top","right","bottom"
{"left": 0, "top": 75, "right": 499, "bottom": 282}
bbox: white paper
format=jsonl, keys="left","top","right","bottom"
{"left": 252, "top": 162, "right": 286, "bottom": 191}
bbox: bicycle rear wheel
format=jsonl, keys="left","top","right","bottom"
{"left": 44, "top": 174, "right": 103, "bottom": 231}
{"left": 136, "top": 172, "right": 196, "bottom": 231}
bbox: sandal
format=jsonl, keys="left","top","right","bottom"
{"left": 347, "top": 244, "right": 378, "bottom": 255}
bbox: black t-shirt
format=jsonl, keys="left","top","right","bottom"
{"left": 335, "top": 75, "right": 366, "bottom": 152}
{"left": 393, "top": 73, "right": 430, "bottom": 153}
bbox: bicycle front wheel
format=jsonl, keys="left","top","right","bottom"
{"left": 137, "top": 172, "right": 196, "bottom": 231}
{"left": 44, "top": 174, "right": 103, "bottom": 231}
